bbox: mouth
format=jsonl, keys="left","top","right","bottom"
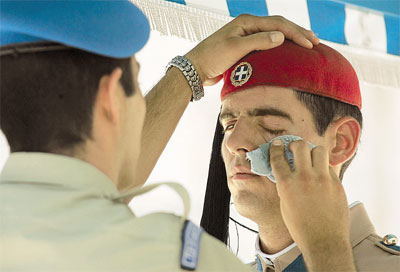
{"left": 231, "top": 173, "right": 259, "bottom": 181}
{"left": 231, "top": 165, "right": 259, "bottom": 180}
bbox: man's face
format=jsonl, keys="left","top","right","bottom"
{"left": 220, "top": 86, "right": 328, "bottom": 225}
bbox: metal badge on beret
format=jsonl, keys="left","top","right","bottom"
{"left": 230, "top": 62, "right": 252, "bottom": 87}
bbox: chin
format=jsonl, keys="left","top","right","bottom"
{"left": 230, "top": 184, "right": 281, "bottom": 223}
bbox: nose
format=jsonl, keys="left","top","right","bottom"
{"left": 224, "top": 119, "right": 260, "bottom": 156}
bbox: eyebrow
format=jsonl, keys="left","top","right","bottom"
{"left": 219, "top": 107, "right": 293, "bottom": 124}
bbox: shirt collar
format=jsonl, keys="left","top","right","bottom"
{"left": 0, "top": 152, "right": 119, "bottom": 197}
{"left": 255, "top": 235, "right": 297, "bottom": 266}
{"left": 256, "top": 201, "right": 376, "bottom": 272}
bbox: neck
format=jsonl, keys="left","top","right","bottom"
{"left": 75, "top": 140, "right": 119, "bottom": 185}
{"left": 258, "top": 222, "right": 294, "bottom": 254}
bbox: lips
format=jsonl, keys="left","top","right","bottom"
{"left": 231, "top": 165, "right": 259, "bottom": 180}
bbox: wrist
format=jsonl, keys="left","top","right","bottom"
{"left": 184, "top": 51, "right": 206, "bottom": 84}
{"left": 166, "top": 55, "right": 204, "bottom": 101}
{"left": 301, "top": 240, "right": 355, "bottom": 272}
{"left": 165, "top": 67, "right": 193, "bottom": 100}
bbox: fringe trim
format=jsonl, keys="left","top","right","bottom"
{"left": 323, "top": 40, "right": 400, "bottom": 89}
{"left": 132, "top": 0, "right": 400, "bottom": 89}
{"left": 131, "top": 0, "right": 233, "bottom": 42}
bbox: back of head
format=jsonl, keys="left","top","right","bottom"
{"left": 0, "top": 47, "right": 133, "bottom": 153}
{"left": 0, "top": 0, "right": 150, "bottom": 154}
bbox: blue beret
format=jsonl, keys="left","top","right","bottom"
{"left": 0, "top": 0, "right": 150, "bottom": 58}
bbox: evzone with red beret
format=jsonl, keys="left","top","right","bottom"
{"left": 200, "top": 40, "right": 400, "bottom": 271}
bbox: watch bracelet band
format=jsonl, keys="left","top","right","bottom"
{"left": 166, "top": 56, "right": 204, "bottom": 102}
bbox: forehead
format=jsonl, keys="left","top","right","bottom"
{"left": 221, "top": 86, "right": 300, "bottom": 115}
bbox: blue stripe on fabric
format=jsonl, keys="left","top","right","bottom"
{"left": 167, "top": 0, "right": 186, "bottom": 5}
{"left": 226, "top": 0, "right": 268, "bottom": 17}
{"left": 340, "top": 0, "right": 400, "bottom": 17}
{"left": 380, "top": 241, "right": 400, "bottom": 252}
{"left": 307, "top": 0, "right": 347, "bottom": 45}
{"left": 180, "top": 220, "right": 203, "bottom": 270}
{"left": 256, "top": 255, "right": 263, "bottom": 272}
{"left": 385, "top": 14, "right": 400, "bottom": 56}
{"left": 283, "top": 254, "right": 307, "bottom": 272}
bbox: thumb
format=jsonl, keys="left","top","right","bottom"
{"left": 270, "top": 138, "right": 291, "bottom": 183}
{"left": 239, "top": 31, "right": 284, "bottom": 52}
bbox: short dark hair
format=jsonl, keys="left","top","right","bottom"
{"left": 294, "top": 90, "right": 363, "bottom": 180}
{"left": 0, "top": 46, "right": 134, "bottom": 153}
{"left": 200, "top": 91, "right": 363, "bottom": 244}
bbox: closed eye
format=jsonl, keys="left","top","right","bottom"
{"left": 262, "top": 127, "right": 285, "bottom": 136}
{"left": 222, "top": 123, "right": 284, "bottom": 136}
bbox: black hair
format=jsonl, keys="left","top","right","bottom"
{"left": 0, "top": 45, "right": 134, "bottom": 153}
{"left": 200, "top": 116, "right": 230, "bottom": 244}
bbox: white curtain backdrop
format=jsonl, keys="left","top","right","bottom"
{"left": 1, "top": 31, "right": 399, "bottom": 263}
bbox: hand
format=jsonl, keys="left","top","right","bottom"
{"left": 269, "top": 139, "right": 355, "bottom": 271}
{"left": 185, "top": 15, "right": 319, "bottom": 86}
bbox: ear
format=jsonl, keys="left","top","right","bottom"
{"left": 96, "top": 67, "right": 123, "bottom": 124}
{"left": 328, "top": 116, "right": 361, "bottom": 167}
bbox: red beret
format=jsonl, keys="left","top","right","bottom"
{"left": 221, "top": 40, "right": 361, "bottom": 109}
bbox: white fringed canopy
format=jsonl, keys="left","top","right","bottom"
{"left": 132, "top": 0, "right": 400, "bottom": 89}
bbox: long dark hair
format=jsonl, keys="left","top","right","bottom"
{"left": 200, "top": 115, "right": 231, "bottom": 244}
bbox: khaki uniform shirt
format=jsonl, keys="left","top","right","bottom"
{"left": 0, "top": 153, "right": 252, "bottom": 272}
{"left": 252, "top": 203, "right": 400, "bottom": 272}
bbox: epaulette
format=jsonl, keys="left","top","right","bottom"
{"left": 180, "top": 220, "right": 203, "bottom": 270}
{"left": 375, "top": 234, "right": 400, "bottom": 255}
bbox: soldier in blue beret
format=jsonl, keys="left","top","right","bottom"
{"left": 0, "top": 1, "right": 319, "bottom": 270}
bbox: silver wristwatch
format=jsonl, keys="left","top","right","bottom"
{"left": 166, "top": 56, "right": 204, "bottom": 102}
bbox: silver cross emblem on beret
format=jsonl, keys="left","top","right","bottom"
{"left": 230, "top": 62, "right": 253, "bottom": 87}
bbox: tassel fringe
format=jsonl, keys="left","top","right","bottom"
{"left": 132, "top": 0, "right": 400, "bottom": 89}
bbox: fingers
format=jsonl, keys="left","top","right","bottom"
{"left": 307, "top": 30, "right": 320, "bottom": 45}
{"left": 234, "top": 14, "right": 319, "bottom": 49}
{"left": 273, "top": 140, "right": 331, "bottom": 179}
{"left": 279, "top": 19, "right": 319, "bottom": 48}
{"left": 238, "top": 31, "right": 284, "bottom": 51}
{"left": 289, "top": 140, "right": 312, "bottom": 171}
{"left": 290, "top": 142, "right": 330, "bottom": 175}
{"left": 186, "top": 14, "right": 320, "bottom": 86}
{"left": 311, "top": 146, "right": 329, "bottom": 173}
{"left": 269, "top": 139, "right": 291, "bottom": 181}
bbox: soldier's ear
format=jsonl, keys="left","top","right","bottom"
{"left": 96, "top": 67, "right": 123, "bottom": 124}
{"left": 328, "top": 116, "right": 361, "bottom": 167}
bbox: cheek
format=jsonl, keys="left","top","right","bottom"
{"left": 296, "top": 128, "right": 325, "bottom": 146}
{"left": 285, "top": 122, "right": 322, "bottom": 144}
{"left": 221, "top": 138, "right": 232, "bottom": 170}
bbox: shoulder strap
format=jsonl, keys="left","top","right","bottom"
{"left": 110, "top": 182, "right": 191, "bottom": 219}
